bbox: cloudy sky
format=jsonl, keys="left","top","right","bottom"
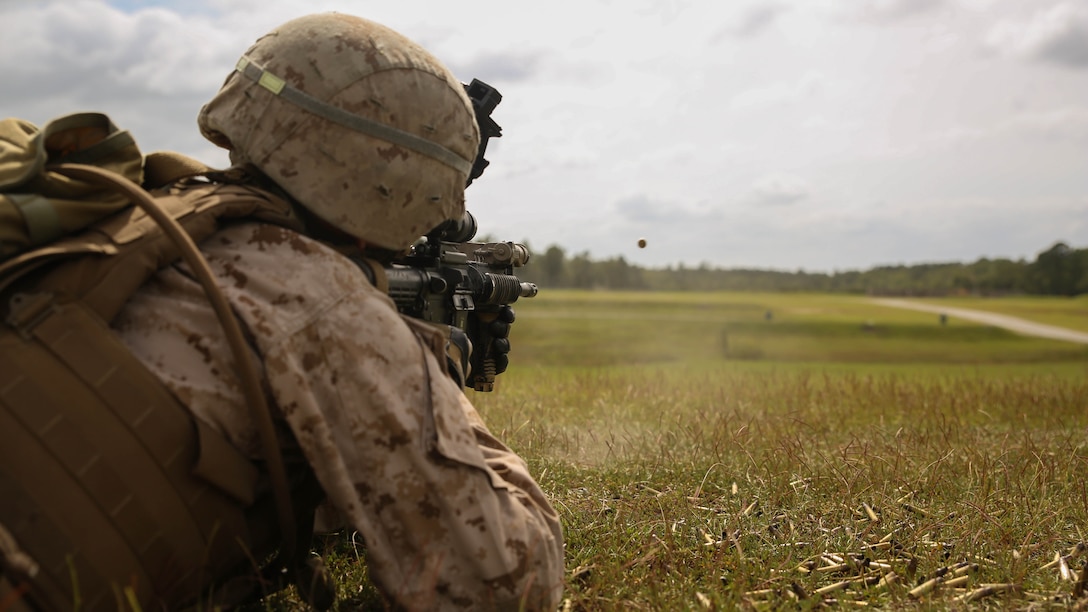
{"left": 2, "top": 0, "right": 1086, "bottom": 272}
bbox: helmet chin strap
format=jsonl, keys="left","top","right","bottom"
{"left": 233, "top": 56, "right": 473, "bottom": 176}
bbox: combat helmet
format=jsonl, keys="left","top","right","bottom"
{"left": 198, "top": 13, "right": 480, "bottom": 250}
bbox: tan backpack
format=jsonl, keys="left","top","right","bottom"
{"left": 0, "top": 114, "right": 331, "bottom": 611}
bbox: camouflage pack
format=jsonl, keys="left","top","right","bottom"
{"left": 0, "top": 113, "right": 319, "bottom": 611}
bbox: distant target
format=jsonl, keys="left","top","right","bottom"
{"left": 637, "top": 238, "right": 647, "bottom": 249}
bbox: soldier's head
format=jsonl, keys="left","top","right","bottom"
{"left": 198, "top": 13, "right": 479, "bottom": 250}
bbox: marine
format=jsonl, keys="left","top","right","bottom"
{"left": 0, "top": 12, "right": 563, "bottom": 611}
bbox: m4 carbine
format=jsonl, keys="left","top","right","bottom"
{"left": 356, "top": 212, "right": 537, "bottom": 391}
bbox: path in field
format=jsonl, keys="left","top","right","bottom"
{"left": 872, "top": 298, "right": 1088, "bottom": 345}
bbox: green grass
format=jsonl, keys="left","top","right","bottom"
{"left": 476, "top": 370, "right": 1088, "bottom": 610}
{"left": 895, "top": 294, "right": 1088, "bottom": 333}
{"left": 516, "top": 290, "right": 1088, "bottom": 366}
{"left": 255, "top": 291, "right": 1088, "bottom": 610}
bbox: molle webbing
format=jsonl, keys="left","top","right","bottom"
{"left": 0, "top": 178, "right": 303, "bottom": 323}
{"left": 0, "top": 299, "right": 262, "bottom": 611}
{"left": 0, "top": 178, "right": 305, "bottom": 611}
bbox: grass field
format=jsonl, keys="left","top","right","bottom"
{"left": 890, "top": 294, "right": 1088, "bottom": 334}
{"left": 512, "top": 291, "right": 1088, "bottom": 366}
{"left": 272, "top": 291, "right": 1088, "bottom": 610}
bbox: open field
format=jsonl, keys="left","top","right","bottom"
{"left": 512, "top": 290, "right": 1088, "bottom": 366}
{"left": 476, "top": 363, "right": 1088, "bottom": 610}
{"left": 879, "top": 295, "right": 1088, "bottom": 335}
{"left": 267, "top": 291, "right": 1088, "bottom": 610}
{"left": 872, "top": 299, "right": 1088, "bottom": 345}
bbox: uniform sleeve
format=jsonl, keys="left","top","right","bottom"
{"left": 121, "top": 222, "right": 564, "bottom": 610}
{"left": 254, "top": 281, "right": 563, "bottom": 611}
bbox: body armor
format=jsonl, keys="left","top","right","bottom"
{"left": 0, "top": 171, "right": 315, "bottom": 611}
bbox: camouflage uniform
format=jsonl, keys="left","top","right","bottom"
{"left": 112, "top": 220, "right": 564, "bottom": 610}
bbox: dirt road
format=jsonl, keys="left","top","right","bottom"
{"left": 872, "top": 298, "right": 1088, "bottom": 345}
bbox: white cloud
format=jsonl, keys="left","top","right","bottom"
{"left": 924, "top": 107, "right": 1088, "bottom": 148}
{"left": 455, "top": 51, "right": 547, "bottom": 83}
{"left": 614, "top": 194, "right": 685, "bottom": 224}
{"left": 729, "top": 71, "right": 826, "bottom": 110}
{"left": 823, "top": 0, "right": 947, "bottom": 23}
{"left": 749, "top": 173, "right": 811, "bottom": 206}
{"left": 716, "top": 3, "right": 791, "bottom": 39}
{"left": 985, "top": 2, "right": 1088, "bottom": 68}
{"left": 1006, "top": 107, "right": 1088, "bottom": 140}
{"left": 801, "top": 115, "right": 862, "bottom": 132}
{"left": 2, "top": 0, "right": 1084, "bottom": 271}
{"left": 863, "top": 0, "right": 946, "bottom": 19}
{"left": 0, "top": 1, "right": 231, "bottom": 96}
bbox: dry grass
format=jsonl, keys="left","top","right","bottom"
{"left": 251, "top": 291, "right": 1088, "bottom": 610}
{"left": 477, "top": 365, "right": 1088, "bottom": 610}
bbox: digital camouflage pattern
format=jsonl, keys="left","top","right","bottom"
{"left": 112, "top": 222, "right": 564, "bottom": 610}
{"left": 197, "top": 14, "right": 478, "bottom": 251}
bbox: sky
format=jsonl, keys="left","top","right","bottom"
{"left": 2, "top": 0, "right": 1086, "bottom": 272}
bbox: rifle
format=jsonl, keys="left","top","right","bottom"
{"left": 356, "top": 79, "right": 538, "bottom": 392}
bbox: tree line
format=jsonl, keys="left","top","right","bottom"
{"left": 517, "top": 241, "right": 1088, "bottom": 296}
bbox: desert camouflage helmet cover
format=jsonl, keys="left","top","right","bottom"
{"left": 198, "top": 13, "right": 480, "bottom": 250}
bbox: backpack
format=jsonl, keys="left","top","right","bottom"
{"left": 0, "top": 113, "right": 331, "bottom": 611}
